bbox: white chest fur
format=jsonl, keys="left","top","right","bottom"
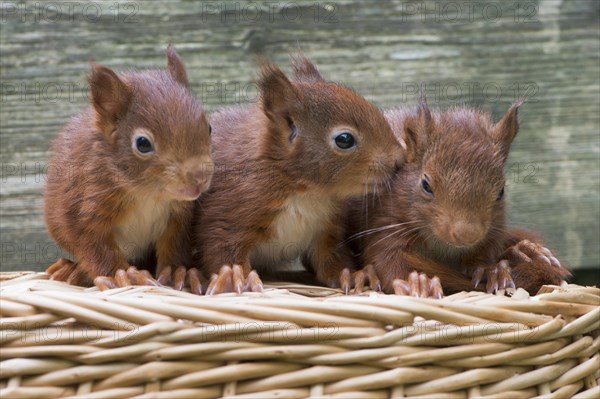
{"left": 251, "top": 192, "right": 335, "bottom": 269}
{"left": 113, "top": 196, "right": 172, "bottom": 262}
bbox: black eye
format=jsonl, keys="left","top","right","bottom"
{"left": 334, "top": 132, "right": 356, "bottom": 150}
{"left": 135, "top": 136, "right": 153, "bottom": 154}
{"left": 422, "top": 178, "right": 433, "bottom": 196}
{"left": 497, "top": 186, "right": 505, "bottom": 201}
{"left": 208, "top": 124, "right": 212, "bottom": 135}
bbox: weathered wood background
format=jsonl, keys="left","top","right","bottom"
{"left": 1, "top": 0, "right": 598, "bottom": 283}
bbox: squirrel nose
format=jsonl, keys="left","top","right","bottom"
{"left": 450, "top": 221, "right": 486, "bottom": 246}
{"left": 189, "top": 164, "right": 213, "bottom": 190}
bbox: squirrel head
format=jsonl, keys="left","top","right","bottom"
{"left": 88, "top": 45, "right": 213, "bottom": 200}
{"left": 257, "top": 55, "right": 402, "bottom": 197}
{"left": 394, "top": 98, "right": 522, "bottom": 249}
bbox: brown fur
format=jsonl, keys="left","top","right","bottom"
{"left": 44, "top": 45, "right": 212, "bottom": 282}
{"left": 193, "top": 56, "right": 402, "bottom": 288}
{"left": 347, "top": 98, "right": 570, "bottom": 295}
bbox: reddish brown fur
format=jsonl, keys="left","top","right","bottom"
{"left": 193, "top": 56, "right": 402, "bottom": 288}
{"left": 347, "top": 98, "right": 570, "bottom": 295}
{"left": 45, "top": 45, "right": 212, "bottom": 283}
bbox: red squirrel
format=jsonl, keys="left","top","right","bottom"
{"left": 193, "top": 56, "right": 403, "bottom": 294}
{"left": 346, "top": 97, "right": 571, "bottom": 297}
{"left": 44, "top": 45, "right": 212, "bottom": 294}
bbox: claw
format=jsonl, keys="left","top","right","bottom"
{"left": 232, "top": 265, "right": 244, "bottom": 294}
{"left": 205, "top": 273, "right": 220, "bottom": 296}
{"left": 549, "top": 256, "right": 561, "bottom": 269}
{"left": 392, "top": 278, "right": 410, "bottom": 296}
{"left": 156, "top": 266, "right": 173, "bottom": 286}
{"left": 206, "top": 265, "right": 233, "bottom": 295}
{"left": 172, "top": 266, "right": 187, "bottom": 291}
{"left": 125, "top": 266, "right": 157, "bottom": 286}
{"left": 115, "top": 269, "right": 131, "bottom": 287}
{"left": 497, "top": 260, "right": 515, "bottom": 290}
{"left": 539, "top": 255, "right": 551, "bottom": 266}
{"left": 205, "top": 264, "right": 262, "bottom": 295}
{"left": 408, "top": 271, "right": 420, "bottom": 297}
{"left": 486, "top": 266, "right": 499, "bottom": 293}
{"left": 471, "top": 267, "right": 484, "bottom": 288}
{"left": 340, "top": 268, "right": 352, "bottom": 295}
{"left": 353, "top": 270, "right": 366, "bottom": 293}
{"left": 94, "top": 276, "right": 118, "bottom": 291}
{"left": 187, "top": 268, "right": 203, "bottom": 295}
{"left": 418, "top": 273, "right": 430, "bottom": 297}
{"left": 364, "top": 264, "right": 382, "bottom": 292}
{"left": 244, "top": 270, "right": 263, "bottom": 292}
{"left": 430, "top": 276, "right": 443, "bottom": 299}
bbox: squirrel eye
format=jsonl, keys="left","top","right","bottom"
{"left": 334, "top": 132, "right": 356, "bottom": 150}
{"left": 421, "top": 178, "right": 433, "bottom": 196}
{"left": 135, "top": 136, "right": 154, "bottom": 154}
{"left": 208, "top": 124, "right": 212, "bottom": 135}
{"left": 497, "top": 186, "right": 505, "bottom": 201}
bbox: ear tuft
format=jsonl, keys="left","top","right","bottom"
{"left": 89, "top": 64, "right": 131, "bottom": 134}
{"left": 166, "top": 44, "right": 189, "bottom": 87}
{"left": 403, "top": 94, "right": 433, "bottom": 162}
{"left": 492, "top": 99, "right": 524, "bottom": 156}
{"left": 259, "top": 62, "right": 298, "bottom": 122}
{"left": 290, "top": 54, "right": 325, "bottom": 82}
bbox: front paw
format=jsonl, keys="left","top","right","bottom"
{"left": 392, "top": 271, "right": 443, "bottom": 299}
{"left": 336, "top": 265, "right": 382, "bottom": 295}
{"left": 504, "top": 240, "right": 563, "bottom": 270}
{"left": 94, "top": 266, "right": 162, "bottom": 291}
{"left": 471, "top": 261, "right": 515, "bottom": 293}
{"left": 46, "top": 258, "right": 93, "bottom": 286}
{"left": 501, "top": 240, "right": 570, "bottom": 294}
{"left": 155, "top": 266, "right": 204, "bottom": 295}
{"left": 205, "top": 264, "right": 263, "bottom": 295}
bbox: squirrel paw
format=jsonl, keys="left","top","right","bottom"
{"left": 46, "top": 258, "right": 93, "bottom": 286}
{"left": 504, "top": 240, "right": 563, "bottom": 269}
{"left": 339, "top": 264, "right": 382, "bottom": 295}
{"left": 500, "top": 240, "right": 570, "bottom": 294}
{"left": 205, "top": 264, "right": 263, "bottom": 295}
{"left": 156, "top": 266, "right": 204, "bottom": 295}
{"left": 471, "top": 261, "right": 515, "bottom": 293}
{"left": 94, "top": 266, "right": 162, "bottom": 291}
{"left": 392, "top": 271, "right": 443, "bottom": 299}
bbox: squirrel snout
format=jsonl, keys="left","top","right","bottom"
{"left": 167, "top": 159, "right": 213, "bottom": 201}
{"left": 448, "top": 221, "right": 486, "bottom": 247}
{"left": 187, "top": 162, "right": 214, "bottom": 191}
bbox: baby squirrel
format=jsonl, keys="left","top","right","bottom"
{"left": 346, "top": 97, "right": 570, "bottom": 297}
{"left": 193, "top": 56, "right": 402, "bottom": 294}
{"left": 45, "top": 45, "right": 212, "bottom": 293}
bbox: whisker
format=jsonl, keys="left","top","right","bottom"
{"left": 346, "top": 221, "right": 421, "bottom": 241}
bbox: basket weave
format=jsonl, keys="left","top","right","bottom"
{"left": 0, "top": 272, "right": 598, "bottom": 399}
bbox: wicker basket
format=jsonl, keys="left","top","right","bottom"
{"left": 0, "top": 272, "right": 598, "bottom": 399}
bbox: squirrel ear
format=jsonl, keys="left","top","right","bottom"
{"left": 290, "top": 55, "right": 325, "bottom": 82}
{"left": 166, "top": 44, "right": 189, "bottom": 86}
{"left": 259, "top": 63, "right": 299, "bottom": 128}
{"left": 492, "top": 99, "right": 523, "bottom": 156}
{"left": 403, "top": 95, "right": 432, "bottom": 162}
{"left": 89, "top": 64, "right": 131, "bottom": 136}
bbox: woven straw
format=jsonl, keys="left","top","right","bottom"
{"left": 0, "top": 272, "right": 598, "bottom": 398}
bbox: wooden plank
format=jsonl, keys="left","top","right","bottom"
{"left": 0, "top": 0, "right": 598, "bottom": 275}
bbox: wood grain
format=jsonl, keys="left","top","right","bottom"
{"left": 0, "top": 0, "right": 598, "bottom": 275}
